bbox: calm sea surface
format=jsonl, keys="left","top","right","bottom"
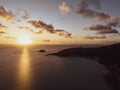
{"left": 0, "top": 45, "right": 111, "bottom": 90}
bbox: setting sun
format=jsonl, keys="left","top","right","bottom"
{"left": 18, "top": 36, "right": 32, "bottom": 45}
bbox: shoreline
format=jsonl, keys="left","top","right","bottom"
{"left": 46, "top": 43, "right": 120, "bottom": 90}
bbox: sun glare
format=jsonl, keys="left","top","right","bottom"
{"left": 18, "top": 36, "right": 32, "bottom": 45}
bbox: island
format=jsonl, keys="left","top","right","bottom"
{"left": 39, "top": 49, "right": 46, "bottom": 52}
{"left": 47, "top": 43, "right": 120, "bottom": 90}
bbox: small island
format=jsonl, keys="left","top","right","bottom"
{"left": 39, "top": 49, "right": 46, "bottom": 52}
{"left": 47, "top": 43, "right": 120, "bottom": 90}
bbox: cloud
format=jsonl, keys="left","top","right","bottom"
{"left": 90, "top": 24, "right": 111, "bottom": 30}
{"left": 76, "top": 0, "right": 120, "bottom": 35}
{"left": 0, "top": 6, "right": 14, "bottom": 22}
{"left": 0, "top": 24, "right": 15, "bottom": 39}
{"left": 107, "top": 16, "right": 120, "bottom": 27}
{"left": 27, "top": 20, "right": 72, "bottom": 38}
{"left": 85, "top": 35, "right": 107, "bottom": 39}
{"left": 15, "top": 9, "right": 29, "bottom": 21}
{"left": 43, "top": 39, "right": 51, "bottom": 42}
{"left": 0, "top": 23, "right": 8, "bottom": 29}
{"left": 3, "top": 36, "right": 15, "bottom": 39}
{"left": 18, "top": 26, "right": 32, "bottom": 31}
{"left": 77, "top": 0, "right": 118, "bottom": 24}
{"left": 0, "top": 31, "right": 6, "bottom": 34}
{"left": 21, "top": 10, "right": 29, "bottom": 19}
{"left": 83, "top": 25, "right": 88, "bottom": 30}
{"left": 59, "top": 1, "right": 71, "bottom": 14}
{"left": 55, "top": 29, "right": 72, "bottom": 38}
{"left": 77, "top": 8, "right": 110, "bottom": 20}
{"left": 0, "top": 7, "right": 29, "bottom": 22}
{"left": 18, "top": 26, "right": 42, "bottom": 34}
{"left": 27, "top": 20, "right": 54, "bottom": 31}
{"left": 0, "top": 5, "right": 71, "bottom": 40}
{"left": 89, "top": 24, "right": 119, "bottom": 34}
{"left": 0, "top": 23, "right": 8, "bottom": 35}
{"left": 76, "top": 0, "right": 109, "bottom": 20}
{"left": 96, "top": 29, "right": 119, "bottom": 34}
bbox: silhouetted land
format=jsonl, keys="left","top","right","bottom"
{"left": 47, "top": 43, "right": 120, "bottom": 90}
{"left": 39, "top": 49, "right": 46, "bottom": 52}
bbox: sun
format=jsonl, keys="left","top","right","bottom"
{"left": 17, "top": 36, "right": 32, "bottom": 45}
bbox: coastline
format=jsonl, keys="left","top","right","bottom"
{"left": 47, "top": 43, "right": 120, "bottom": 90}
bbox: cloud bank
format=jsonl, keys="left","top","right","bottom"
{"left": 0, "top": 5, "right": 72, "bottom": 39}
{"left": 77, "top": 0, "right": 120, "bottom": 35}
{"left": 27, "top": 20, "right": 72, "bottom": 38}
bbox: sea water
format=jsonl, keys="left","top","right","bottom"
{"left": 0, "top": 45, "right": 111, "bottom": 90}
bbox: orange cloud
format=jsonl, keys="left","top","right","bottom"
{"left": 18, "top": 26, "right": 42, "bottom": 34}
{"left": 43, "top": 39, "right": 51, "bottom": 42}
{"left": 0, "top": 23, "right": 8, "bottom": 36}
{"left": 0, "top": 23, "right": 8, "bottom": 29}
{"left": 0, "top": 6, "right": 14, "bottom": 22}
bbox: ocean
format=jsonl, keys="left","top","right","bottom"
{"left": 0, "top": 45, "right": 111, "bottom": 90}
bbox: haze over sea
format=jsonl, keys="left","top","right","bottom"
{"left": 0, "top": 45, "right": 111, "bottom": 90}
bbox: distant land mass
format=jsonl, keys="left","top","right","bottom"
{"left": 47, "top": 43, "right": 120, "bottom": 90}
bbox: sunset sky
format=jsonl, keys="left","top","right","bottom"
{"left": 0, "top": 0, "right": 120, "bottom": 45}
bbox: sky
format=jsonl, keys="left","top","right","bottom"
{"left": 0, "top": 0, "right": 120, "bottom": 45}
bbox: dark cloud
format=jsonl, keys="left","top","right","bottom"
{"left": 90, "top": 24, "right": 111, "bottom": 30}
{"left": 55, "top": 29, "right": 72, "bottom": 38}
{"left": 107, "top": 16, "right": 120, "bottom": 27}
{"left": 97, "top": 29, "right": 119, "bottom": 34}
{"left": 85, "top": 35, "right": 107, "bottom": 39}
{"left": 0, "top": 31, "right": 6, "bottom": 34}
{"left": 76, "top": 0, "right": 111, "bottom": 21}
{"left": 89, "top": 24, "right": 119, "bottom": 34}
{"left": 0, "top": 6, "right": 14, "bottom": 22}
{"left": 77, "top": 0, "right": 120, "bottom": 35}
{"left": 77, "top": 8, "right": 110, "bottom": 20}
{"left": 27, "top": 20, "right": 54, "bottom": 31}
{"left": 27, "top": 20, "right": 72, "bottom": 38}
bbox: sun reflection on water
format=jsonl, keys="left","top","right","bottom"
{"left": 16, "top": 48, "right": 31, "bottom": 90}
